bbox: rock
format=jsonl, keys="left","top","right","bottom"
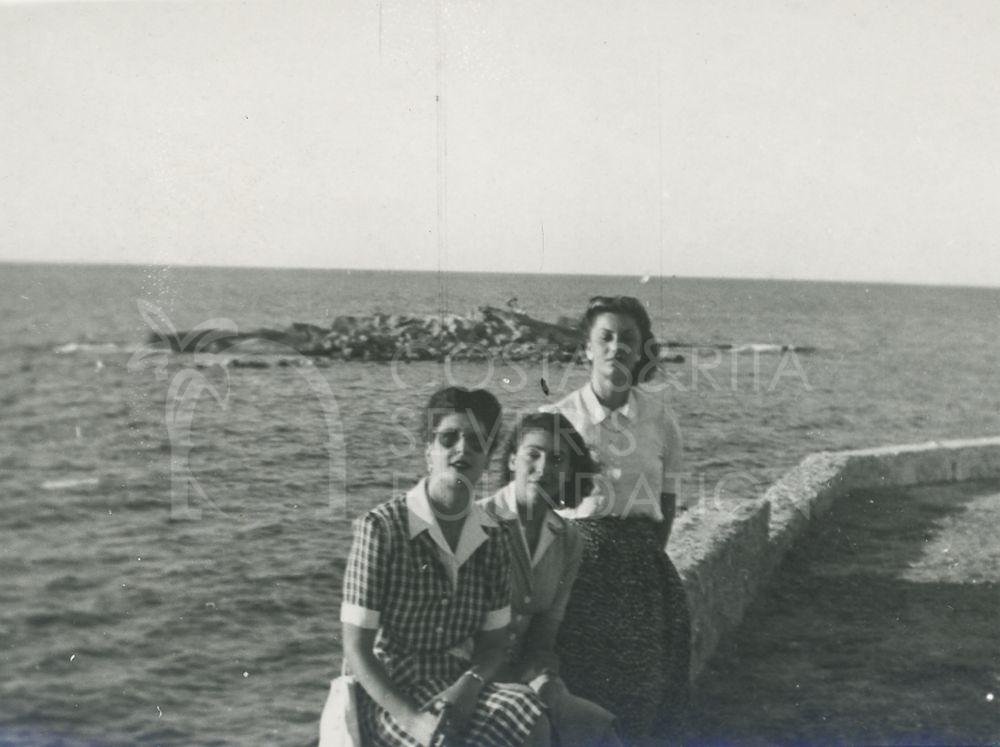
{"left": 227, "top": 357, "right": 270, "bottom": 369}
{"left": 161, "top": 305, "right": 588, "bottom": 364}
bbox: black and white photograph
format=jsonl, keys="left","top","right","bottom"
{"left": 2, "top": 1, "right": 999, "bottom": 745}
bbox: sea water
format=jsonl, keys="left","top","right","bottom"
{"left": 1, "top": 263, "right": 998, "bottom": 745}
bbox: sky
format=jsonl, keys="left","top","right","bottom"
{"left": 2, "top": 0, "right": 1000, "bottom": 285}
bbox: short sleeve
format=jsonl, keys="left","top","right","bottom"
{"left": 549, "top": 525, "right": 583, "bottom": 621}
{"left": 340, "top": 512, "right": 390, "bottom": 628}
{"left": 480, "top": 532, "right": 512, "bottom": 631}
{"left": 661, "top": 408, "right": 687, "bottom": 505}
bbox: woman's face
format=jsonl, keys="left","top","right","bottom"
{"left": 508, "top": 428, "right": 572, "bottom": 508}
{"left": 425, "top": 412, "right": 490, "bottom": 489}
{"left": 586, "top": 312, "right": 642, "bottom": 386}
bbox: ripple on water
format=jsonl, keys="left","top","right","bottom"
{"left": 43, "top": 574, "right": 106, "bottom": 594}
{"left": 23, "top": 607, "right": 119, "bottom": 630}
{"left": 0, "top": 726, "right": 133, "bottom": 747}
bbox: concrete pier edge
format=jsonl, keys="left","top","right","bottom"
{"left": 670, "top": 435, "right": 1000, "bottom": 680}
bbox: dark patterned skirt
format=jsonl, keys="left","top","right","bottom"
{"left": 555, "top": 517, "right": 691, "bottom": 743}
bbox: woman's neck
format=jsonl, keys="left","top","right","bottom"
{"left": 590, "top": 374, "right": 630, "bottom": 411}
{"left": 516, "top": 495, "right": 549, "bottom": 555}
{"left": 517, "top": 499, "right": 548, "bottom": 528}
{"left": 427, "top": 475, "right": 471, "bottom": 520}
{"left": 427, "top": 478, "right": 470, "bottom": 553}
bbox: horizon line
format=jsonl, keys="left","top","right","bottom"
{"left": 2, "top": 257, "right": 998, "bottom": 292}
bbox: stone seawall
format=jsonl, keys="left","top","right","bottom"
{"left": 671, "top": 436, "right": 1000, "bottom": 680}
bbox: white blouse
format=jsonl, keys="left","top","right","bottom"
{"left": 544, "top": 383, "right": 687, "bottom": 520}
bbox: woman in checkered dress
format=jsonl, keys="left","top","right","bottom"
{"left": 341, "top": 387, "right": 549, "bottom": 747}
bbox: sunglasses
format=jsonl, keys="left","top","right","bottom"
{"left": 433, "top": 428, "right": 487, "bottom": 453}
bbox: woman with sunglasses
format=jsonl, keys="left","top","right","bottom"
{"left": 340, "top": 387, "right": 549, "bottom": 747}
{"left": 479, "top": 412, "right": 622, "bottom": 747}
{"left": 544, "top": 296, "right": 692, "bottom": 742}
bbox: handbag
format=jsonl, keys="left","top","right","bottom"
{"left": 318, "top": 674, "right": 363, "bottom": 747}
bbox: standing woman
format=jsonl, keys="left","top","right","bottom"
{"left": 546, "top": 295, "right": 692, "bottom": 742}
{"left": 340, "top": 387, "right": 549, "bottom": 747}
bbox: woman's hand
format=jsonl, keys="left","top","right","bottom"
{"left": 534, "top": 673, "right": 568, "bottom": 709}
{"left": 399, "top": 706, "right": 446, "bottom": 746}
{"left": 343, "top": 624, "right": 448, "bottom": 745}
{"left": 424, "top": 675, "right": 481, "bottom": 736}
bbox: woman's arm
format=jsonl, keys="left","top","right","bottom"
{"left": 340, "top": 512, "right": 442, "bottom": 745}
{"left": 468, "top": 624, "right": 514, "bottom": 681}
{"left": 659, "top": 492, "right": 677, "bottom": 546}
{"left": 516, "top": 522, "right": 582, "bottom": 685}
{"left": 424, "top": 625, "right": 512, "bottom": 736}
{"left": 515, "top": 613, "right": 562, "bottom": 681}
{"left": 342, "top": 623, "right": 443, "bottom": 745}
{"left": 660, "top": 400, "right": 684, "bottom": 547}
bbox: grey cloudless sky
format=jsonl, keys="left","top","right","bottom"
{"left": 2, "top": 0, "right": 1000, "bottom": 285}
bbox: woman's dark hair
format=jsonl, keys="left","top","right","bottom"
{"left": 422, "top": 386, "right": 503, "bottom": 453}
{"left": 500, "top": 412, "right": 596, "bottom": 508}
{"left": 583, "top": 295, "right": 660, "bottom": 384}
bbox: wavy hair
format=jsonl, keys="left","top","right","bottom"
{"left": 422, "top": 386, "right": 503, "bottom": 454}
{"left": 499, "top": 411, "right": 596, "bottom": 508}
{"left": 583, "top": 295, "right": 660, "bottom": 384}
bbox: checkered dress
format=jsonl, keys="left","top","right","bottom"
{"left": 343, "top": 495, "right": 545, "bottom": 747}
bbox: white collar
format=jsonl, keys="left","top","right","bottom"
{"left": 581, "top": 384, "right": 636, "bottom": 424}
{"left": 406, "top": 479, "right": 496, "bottom": 569}
{"left": 495, "top": 482, "right": 565, "bottom": 567}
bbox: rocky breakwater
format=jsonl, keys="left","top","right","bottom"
{"left": 148, "top": 306, "right": 625, "bottom": 364}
